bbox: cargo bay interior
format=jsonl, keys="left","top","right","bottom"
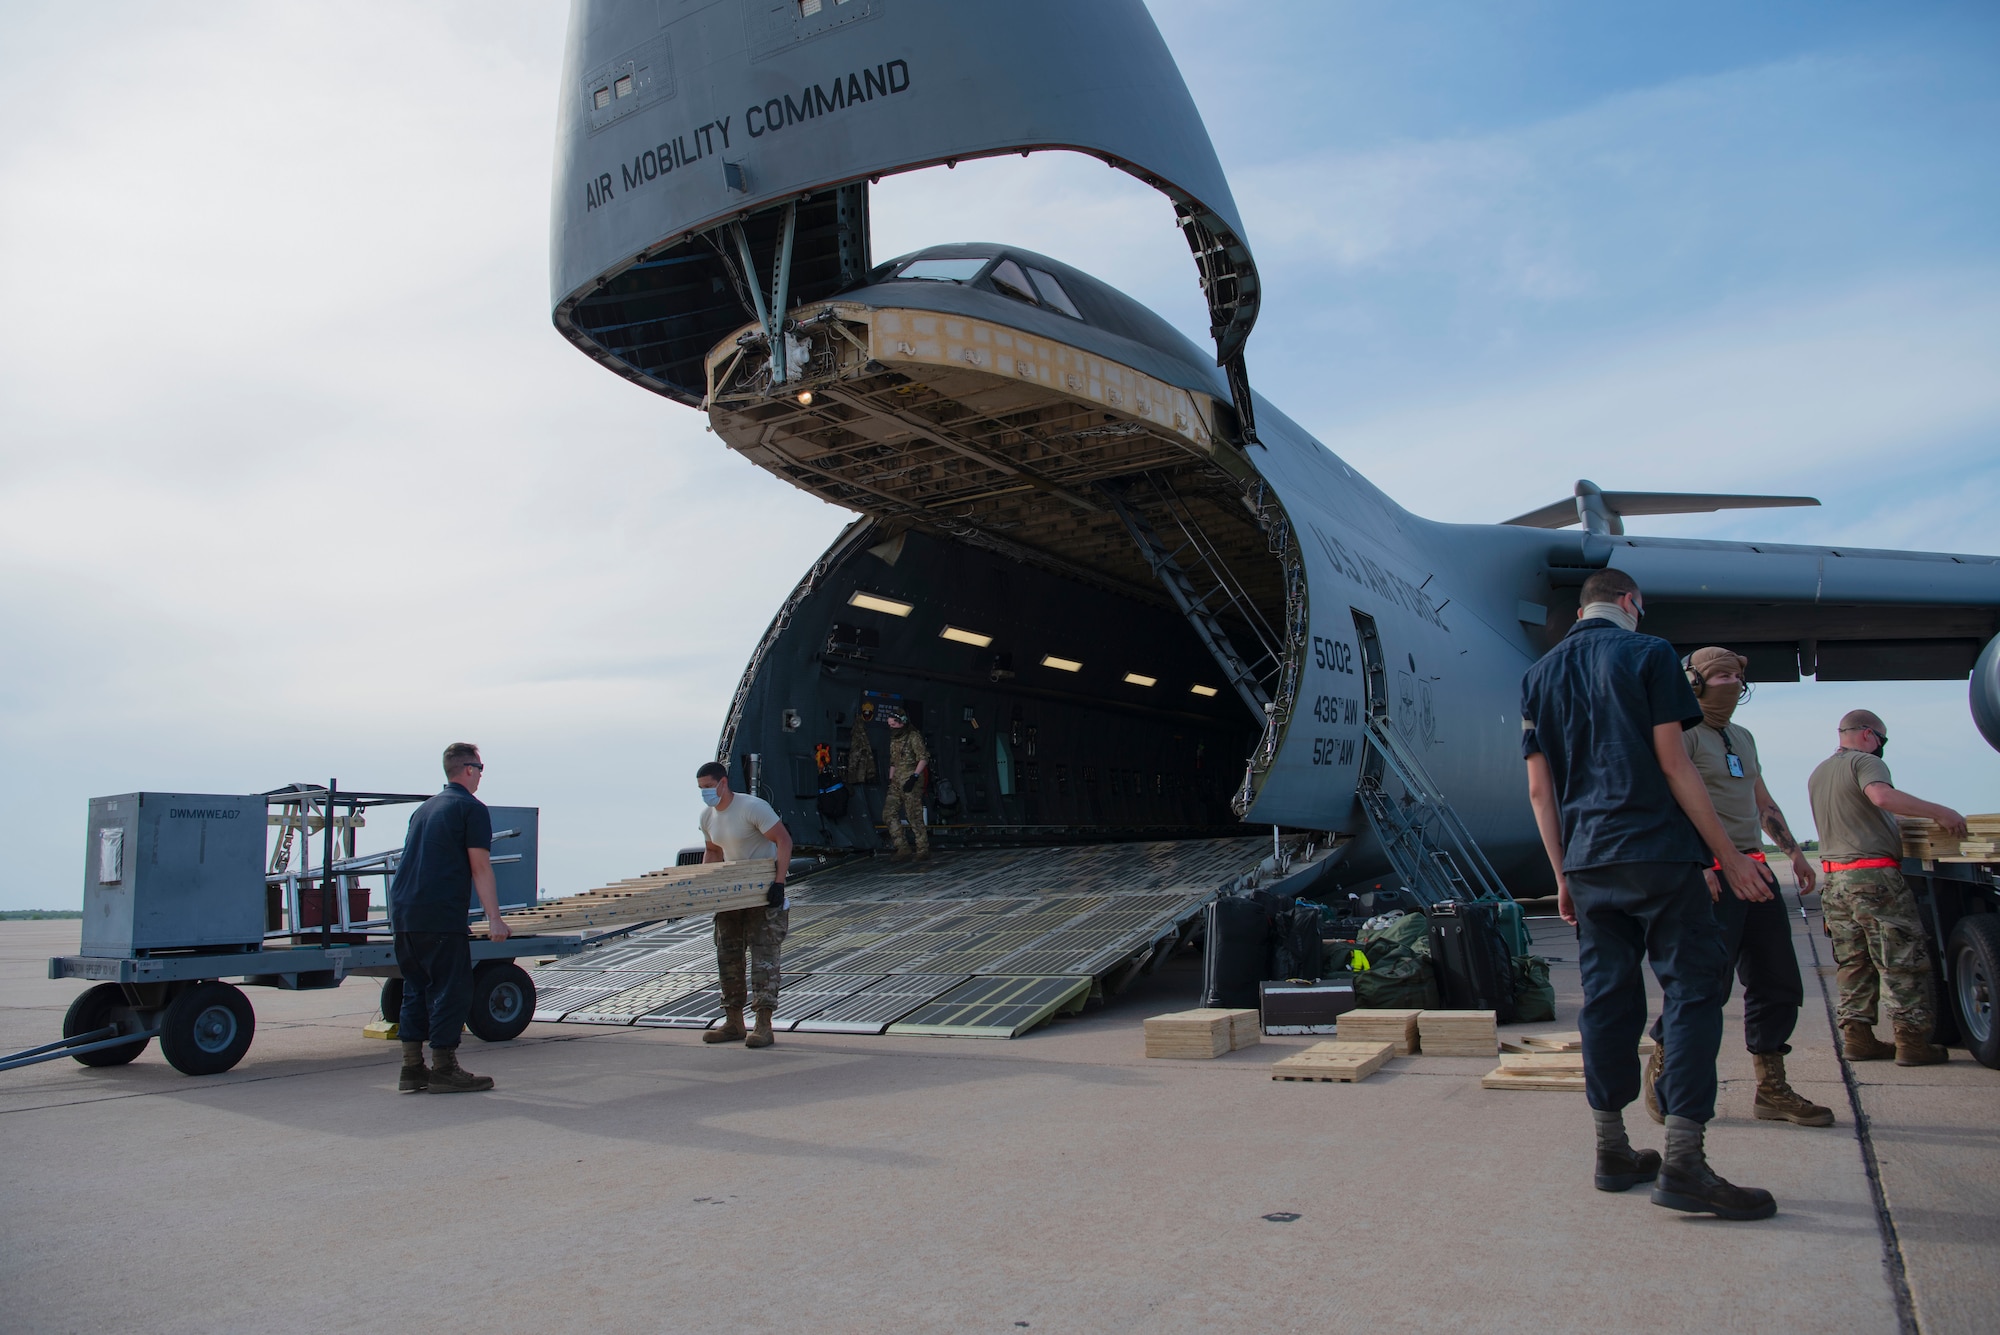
{"left": 724, "top": 522, "right": 1264, "bottom": 853}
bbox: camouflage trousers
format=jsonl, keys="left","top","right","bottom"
{"left": 882, "top": 784, "right": 929, "bottom": 854}
{"left": 713, "top": 906, "right": 788, "bottom": 1010}
{"left": 1821, "top": 867, "right": 1934, "bottom": 1031}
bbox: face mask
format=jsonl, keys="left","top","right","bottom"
{"left": 1699, "top": 693, "right": 1737, "bottom": 730}
{"left": 700, "top": 787, "right": 721, "bottom": 807}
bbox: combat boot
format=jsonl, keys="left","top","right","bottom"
{"left": 891, "top": 847, "right": 913, "bottom": 863}
{"left": 1590, "top": 1107, "right": 1660, "bottom": 1192}
{"left": 746, "top": 1005, "right": 776, "bottom": 1049}
{"left": 1651, "top": 1116, "right": 1776, "bottom": 1220}
{"left": 1893, "top": 1024, "right": 1948, "bottom": 1067}
{"left": 1751, "top": 1053, "right": 1834, "bottom": 1126}
{"left": 1841, "top": 1020, "right": 1896, "bottom": 1062}
{"left": 426, "top": 1046, "right": 494, "bottom": 1093}
{"left": 1640, "top": 1040, "right": 1665, "bottom": 1125}
{"left": 704, "top": 1006, "right": 747, "bottom": 1044}
{"left": 397, "top": 1040, "right": 429, "bottom": 1093}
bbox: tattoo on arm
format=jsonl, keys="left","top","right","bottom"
{"left": 1761, "top": 807, "right": 1801, "bottom": 855}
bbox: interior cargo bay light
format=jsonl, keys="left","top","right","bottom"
{"left": 940, "top": 625, "right": 993, "bottom": 647}
{"left": 1123, "top": 673, "right": 1158, "bottom": 687}
{"left": 848, "top": 591, "right": 913, "bottom": 617}
{"left": 1041, "top": 654, "right": 1082, "bottom": 672}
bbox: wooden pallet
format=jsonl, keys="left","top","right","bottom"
{"left": 1144, "top": 1008, "right": 1257, "bottom": 1059}
{"left": 479, "top": 860, "right": 775, "bottom": 935}
{"left": 1334, "top": 1008, "right": 1422, "bottom": 1055}
{"left": 1417, "top": 1009, "right": 1497, "bottom": 1057}
{"left": 1272, "top": 1040, "right": 1395, "bottom": 1083}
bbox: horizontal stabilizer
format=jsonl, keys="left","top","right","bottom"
{"left": 1503, "top": 479, "right": 1818, "bottom": 535}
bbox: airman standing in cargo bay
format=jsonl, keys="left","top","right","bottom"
{"left": 1640, "top": 647, "right": 1832, "bottom": 1129}
{"left": 1807, "top": 709, "right": 1965, "bottom": 1066}
{"left": 882, "top": 707, "right": 931, "bottom": 861}
{"left": 697, "top": 761, "right": 792, "bottom": 1049}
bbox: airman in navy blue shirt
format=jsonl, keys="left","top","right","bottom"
{"left": 387, "top": 742, "right": 508, "bottom": 1094}
{"left": 1521, "top": 567, "right": 1776, "bottom": 1220}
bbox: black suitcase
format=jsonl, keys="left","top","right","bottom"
{"left": 1268, "top": 900, "right": 1325, "bottom": 982}
{"left": 1428, "top": 900, "right": 1518, "bottom": 1022}
{"left": 1202, "top": 895, "right": 1272, "bottom": 1009}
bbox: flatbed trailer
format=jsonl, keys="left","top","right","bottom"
{"left": 5, "top": 935, "right": 582, "bottom": 1077}
{"left": 1902, "top": 856, "right": 2000, "bottom": 1069}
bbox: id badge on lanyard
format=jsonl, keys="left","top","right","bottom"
{"left": 1716, "top": 724, "right": 1744, "bottom": 779}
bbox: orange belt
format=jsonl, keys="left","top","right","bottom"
{"left": 1709, "top": 850, "right": 1768, "bottom": 871}
{"left": 1822, "top": 857, "right": 1899, "bottom": 872}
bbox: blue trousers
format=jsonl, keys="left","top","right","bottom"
{"left": 1569, "top": 862, "right": 1729, "bottom": 1123}
{"left": 394, "top": 931, "right": 473, "bottom": 1049}
{"left": 1649, "top": 864, "right": 1803, "bottom": 1055}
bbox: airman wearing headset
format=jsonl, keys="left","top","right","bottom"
{"left": 1641, "top": 646, "right": 1835, "bottom": 1129}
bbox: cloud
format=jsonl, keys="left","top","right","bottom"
{"left": 1321, "top": 271, "right": 2000, "bottom": 535}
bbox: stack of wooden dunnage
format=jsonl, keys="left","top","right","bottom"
{"left": 1901, "top": 814, "right": 2000, "bottom": 861}
{"left": 1143, "top": 1008, "right": 1259, "bottom": 1059}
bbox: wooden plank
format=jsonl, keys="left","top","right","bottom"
{"left": 1482, "top": 1067, "right": 1587, "bottom": 1092}
{"left": 1228, "top": 1010, "right": 1261, "bottom": 1051}
{"left": 1417, "top": 1009, "right": 1498, "bottom": 1057}
{"left": 1520, "top": 1030, "right": 1583, "bottom": 1051}
{"left": 1143, "top": 1008, "right": 1237, "bottom": 1059}
{"left": 481, "top": 860, "right": 775, "bottom": 935}
{"left": 1334, "top": 1008, "right": 1422, "bottom": 1055}
{"left": 1498, "top": 1051, "right": 1584, "bottom": 1073}
{"left": 1272, "top": 1040, "right": 1394, "bottom": 1083}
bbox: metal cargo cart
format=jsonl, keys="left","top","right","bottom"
{"left": 5, "top": 784, "right": 581, "bottom": 1077}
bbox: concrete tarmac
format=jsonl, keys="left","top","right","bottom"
{"left": 2, "top": 886, "right": 1993, "bottom": 1334}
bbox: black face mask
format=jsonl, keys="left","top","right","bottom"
{"left": 1872, "top": 742, "right": 1886, "bottom": 758}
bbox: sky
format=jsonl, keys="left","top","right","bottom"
{"left": 2, "top": 1, "right": 1997, "bottom": 909}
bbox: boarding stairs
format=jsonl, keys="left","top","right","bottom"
{"left": 1356, "top": 712, "right": 1510, "bottom": 907}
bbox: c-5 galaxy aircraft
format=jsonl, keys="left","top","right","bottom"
{"left": 549, "top": 0, "right": 2000, "bottom": 897}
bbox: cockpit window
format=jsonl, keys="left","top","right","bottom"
{"left": 894, "top": 257, "right": 990, "bottom": 283}
{"left": 988, "top": 259, "right": 1039, "bottom": 305}
{"left": 1027, "top": 268, "right": 1082, "bottom": 319}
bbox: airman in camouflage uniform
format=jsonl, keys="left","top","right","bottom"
{"left": 882, "top": 707, "right": 930, "bottom": 860}
{"left": 714, "top": 904, "right": 788, "bottom": 1014}
{"left": 1820, "top": 866, "right": 1933, "bottom": 1034}
{"left": 1807, "top": 708, "right": 1965, "bottom": 1066}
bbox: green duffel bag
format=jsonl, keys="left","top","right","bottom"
{"left": 1354, "top": 946, "right": 1440, "bottom": 1010}
{"left": 1512, "top": 954, "right": 1556, "bottom": 1023}
{"left": 1359, "top": 911, "right": 1431, "bottom": 963}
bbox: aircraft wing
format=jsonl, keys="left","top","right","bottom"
{"left": 1530, "top": 530, "right": 2000, "bottom": 747}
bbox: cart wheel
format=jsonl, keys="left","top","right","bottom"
{"left": 466, "top": 963, "right": 534, "bottom": 1043}
{"left": 1949, "top": 914, "right": 2000, "bottom": 1070}
{"left": 63, "top": 983, "right": 148, "bottom": 1067}
{"left": 158, "top": 982, "right": 256, "bottom": 1076}
{"left": 380, "top": 977, "right": 404, "bottom": 1022}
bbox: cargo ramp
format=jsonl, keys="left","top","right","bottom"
{"left": 527, "top": 837, "right": 1267, "bottom": 1039}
